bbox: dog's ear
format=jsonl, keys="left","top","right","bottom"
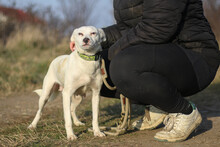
{"left": 70, "top": 29, "right": 76, "bottom": 51}
{"left": 69, "top": 41, "right": 75, "bottom": 52}
{"left": 98, "top": 28, "right": 106, "bottom": 43}
{"left": 70, "top": 29, "right": 76, "bottom": 42}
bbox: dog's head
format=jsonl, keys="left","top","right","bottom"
{"left": 70, "top": 26, "right": 106, "bottom": 53}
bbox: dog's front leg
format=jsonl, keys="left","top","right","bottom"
{"left": 92, "top": 89, "right": 105, "bottom": 137}
{"left": 62, "top": 88, "right": 77, "bottom": 140}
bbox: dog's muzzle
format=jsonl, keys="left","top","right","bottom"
{"left": 83, "top": 37, "right": 90, "bottom": 44}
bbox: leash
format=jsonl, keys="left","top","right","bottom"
{"left": 100, "top": 59, "right": 116, "bottom": 90}
{"left": 89, "top": 58, "right": 131, "bottom": 136}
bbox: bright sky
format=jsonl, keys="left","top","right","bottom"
{"left": 0, "top": 0, "right": 114, "bottom": 28}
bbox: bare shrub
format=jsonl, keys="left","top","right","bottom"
{"left": 57, "top": 0, "right": 100, "bottom": 35}
{"left": 0, "top": 18, "right": 16, "bottom": 46}
{"left": 5, "top": 25, "right": 56, "bottom": 50}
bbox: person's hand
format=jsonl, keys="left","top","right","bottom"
{"left": 70, "top": 41, "right": 75, "bottom": 52}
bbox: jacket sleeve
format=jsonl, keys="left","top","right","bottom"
{"left": 108, "top": 0, "right": 188, "bottom": 60}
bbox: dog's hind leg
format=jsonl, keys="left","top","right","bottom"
{"left": 71, "top": 95, "right": 85, "bottom": 126}
{"left": 28, "top": 80, "right": 56, "bottom": 129}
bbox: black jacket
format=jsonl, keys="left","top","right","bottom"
{"left": 102, "top": 0, "right": 220, "bottom": 68}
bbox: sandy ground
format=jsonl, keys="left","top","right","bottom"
{"left": 0, "top": 92, "right": 220, "bottom": 146}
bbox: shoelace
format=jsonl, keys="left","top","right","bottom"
{"left": 163, "top": 113, "right": 187, "bottom": 135}
{"left": 163, "top": 114, "right": 178, "bottom": 131}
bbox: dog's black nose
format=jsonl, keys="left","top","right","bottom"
{"left": 83, "top": 38, "right": 90, "bottom": 44}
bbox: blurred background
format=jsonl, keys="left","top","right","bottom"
{"left": 0, "top": 0, "right": 219, "bottom": 96}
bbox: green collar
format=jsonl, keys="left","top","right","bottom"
{"left": 77, "top": 51, "right": 101, "bottom": 61}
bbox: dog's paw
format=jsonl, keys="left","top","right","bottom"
{"left": 94, "top": 131, "right": 106, "bottom": 137}
{"left": 74, "top": 121, "right": 85, "bottom": 126}
{"left": 67, "top": 134, "right": 78, "bottom": 141}
{"left": 27, "top": 124, "right": 36, "bottom": 130}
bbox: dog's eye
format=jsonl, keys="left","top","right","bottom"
{"left": 90, "top": 32, "right": 96, "bottom": 36}
{"left": 78, "top": 33, "right": 83, "bottom": 36}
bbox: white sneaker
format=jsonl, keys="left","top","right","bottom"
{"left": 132, "top": 105, "right": 167, "bottom": 130}
{"left": 154, "top": 103, "right": 202, "bottom": 142}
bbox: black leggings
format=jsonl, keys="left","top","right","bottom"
{"left": 101, "top": 43, "right": 217, "bottom": 113}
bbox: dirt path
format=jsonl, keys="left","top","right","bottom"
{"left": 0, "top": 92, "right": 220, "bottom": 146}
{"left": 0, "top": 92, "right": 62, "bottom": 126}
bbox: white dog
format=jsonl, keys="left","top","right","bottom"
{"left": 28, "top": 26, "right": 106, "bottom": 140}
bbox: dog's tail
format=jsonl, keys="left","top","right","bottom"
{"left": 34, "top": 89, "right": 42, "bottom": 97}
{"left": 33, "top": 89, "right": 60, "bottom": 102}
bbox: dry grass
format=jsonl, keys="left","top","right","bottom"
{"left": 0, "top": 75, "right": 220, "bottom": 146}
{"left": 0, "top": 24, "right": 70, "bottom": 96}
{"left": 0, "top": 97, "right": 141, "bottom": 146}
{"left": 0, "top": 119, "right": 69, "bottom": 146}
{"left": 5, "top": 25, "right": 57, "bottom": 50}
{"left": 0, "top": 66, "right": 219, "bottom": 146}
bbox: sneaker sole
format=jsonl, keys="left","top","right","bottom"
{"left": 138, "top": 114, "right": 167, "bottom": 130}
{"left": 154, "top": 113, "right": 202, "bottom": 142}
